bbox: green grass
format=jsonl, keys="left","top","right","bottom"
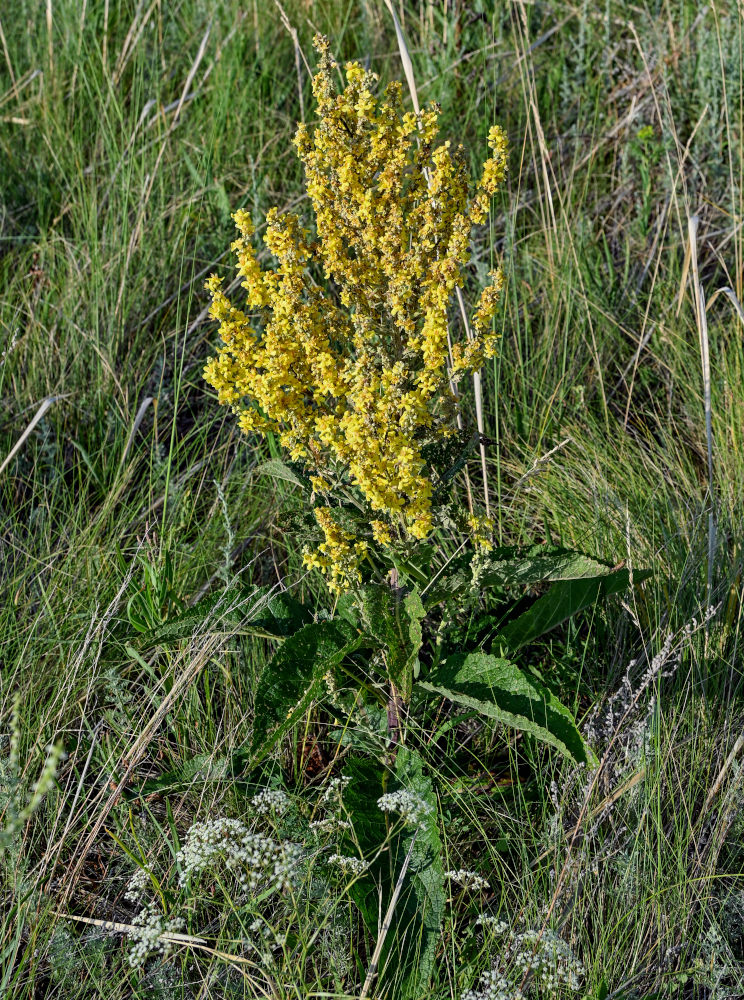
{"left": 2, "top": 1, "right": 744, "bottom": 997}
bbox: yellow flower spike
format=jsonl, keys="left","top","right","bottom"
{"left": 202, "top": 35, "right": 507, "bottom": 593}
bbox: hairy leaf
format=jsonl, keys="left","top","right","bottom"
{"left": 343, "top": 750, "right": 443, "bottom": 997}
{"left": 250, "top": 619, "right": 364, "bottom": 766}
{"left": 354, "top": 584, "right": 425, "bottom": 700}
{"left": 141, "top": 587, "right": 312, "bottom": 646}
{"left": 426, "top": 543, "right": 624, "bottom": 606}
{"left": 419, "top": 652, "right": 595, "bottom": 764}
{"left": 255, "top": 459, "right": 311, "bottom": 489}
{"left": 495, "top": 567, "right": 650, "bottom": 653}
{"left": 390, "top": 747, "right": 445, "bottom": 995}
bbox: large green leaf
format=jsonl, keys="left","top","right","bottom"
{"left": 250, "top": 619, "right": 364, "bottom": 767}
{"left": 495, "top": 567, "right": 650, "bottom": 654}
{"left": 425, "top": 544, "right": 622, "bottom": 607}
{"left": 419, "top": 652, "right": 595, "bottom": 764}
{"left": 354, "top": 584, "right": 425, "bottom": 700}
{"left": 480, "top": 545, "right": 622, "bottom": 587}
{"left": 343, "top": 750, "right": 444, "bottom": 997}
{"left": 390, "top": 747, "right": 445, "bottom": 996}
{"left": 141, "top": 587, "right": 312, "bottom": 646}
{"left": 134, "top": 753, "right": 229, "bottom": 798}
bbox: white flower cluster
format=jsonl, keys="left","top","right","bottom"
{"left": 463, "top": 924, "right": 585, "bottom": 999}
{"left": 377, "top": 789, "right": 433, "bottom": 829}
{"left": 462, "top": 969, "right": 522, "bottom": 1000}
{"left": 251, "top": 788, "right": 290, "bottom": 816}
{"left": 328, "top": 853, "right": 371, "bottom": 875}
{"left": 124, "top": 866, "right": 151, "bottom": 903}
{"left": 176, "top": 817, "right": 302, "bottom": 892}
{"left": 321, "top": 776, "right": 351, "bottom": 805}
{"left": 249, "top": 918, "right": 287, "bottom": 949}
{"left": 446, "top": 869, "right": 490, "bottom": 891}
{"left": 476, "top": 915, "right": 509, "bottom": 933}
{"left": 310, "top": 816, "right": 351, "bottom": 835}
{"left": 126, "top": 904, "right": 184, "bottom": 968}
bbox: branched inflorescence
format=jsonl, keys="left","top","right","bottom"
{"left": 204, "top": 35, "right": 507, "bottom": 592}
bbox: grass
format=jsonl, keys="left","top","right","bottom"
{"left": 1, "top": 0, "right": 744, "bottom": 997}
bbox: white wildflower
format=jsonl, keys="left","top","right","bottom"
{"left": 126, "top": 904, "right": 184, "bottom": 968}
{"left": 176, "top": 817, "right": 302, "bottom": 892}
{"left": 124, "top": 866, "right": 151, "bottom": 903}
{"left": 251, "top": 788, "right": 290, "bottom": 816}
{"left": 321, "top": 776, "right": 351, "bottom": 805}
{"left": 462, "top": 926, "right": 584, "bottom": 999}
{"left": 328, "top": 853, "right": 371, "bottom": 875}
{"left": 462, "top": 969, "right": 521, "bottom": 1000}
{"left": 476, "top": 915, "right": 509, "bottom": 933}
{"left": 377, "top": 789, "right": 433, "bottom": 829}
{"left": 445, "top": 869, "right": 490, "bottom": 891}
{"left": 310, "top": 817, "right": 351, "bottom": 834}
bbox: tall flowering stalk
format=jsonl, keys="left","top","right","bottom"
{"left": 204, "top": 36, "right": 507, "bottom": 593}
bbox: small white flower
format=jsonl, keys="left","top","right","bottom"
{"left": 328, "top": 853, "right": 371, "bottom": 875}
{"left": 321, "top": 776, "right": 351, "bottom": 805}
{"left": 445, "top": 869, "right": 490, "bottom": 891}
{"left": 476, "top": 915, "right": 509, "bottom": 934}
{"left": 126, "top": 904, "right": 184, "bottom": 968}
{"left": 124, "top": 867, "right": 151, "bottom": 903}
{"left": 310, "top": 817, "right": 351, "bottom": 834}
{"left": 377, "top": 789, "right": 433, "bottom": 829}
{"left": 462, "top": 926, "right": 584, "bottom": 1000}
{"left": 251, "top": 788, "right": 290, "bottom": 816}
{"left": 176, "top": 817, "right": 302, "bottom": 892}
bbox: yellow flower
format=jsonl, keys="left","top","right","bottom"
{"left": 468, "top": 513, "right": 495, "bottom": 551}
{"left": 303, "top": 507, "right": 368, "bottom": 595}
{"left": 371, "top": 520, "right": 392, "bottom": 546}
{"left": 203, "top": 35, "right": 508, "bottom": 592}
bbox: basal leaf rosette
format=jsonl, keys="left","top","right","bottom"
{"left": 203, "top": 35, "right": 507, "bottom": 594}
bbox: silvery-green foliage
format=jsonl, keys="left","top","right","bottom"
{"left": 47, "top": 925, "right": 87, "bottom": 989}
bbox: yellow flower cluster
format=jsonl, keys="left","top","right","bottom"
{"left": 303, "top": 507, "right": 369, "bottom": 593}
{"left": 467, "top": 513, "right": 496, "bottom": 552}
{"left": 203, "top": 35, "right": 507, "bottom": 593}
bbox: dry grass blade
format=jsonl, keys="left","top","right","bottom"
{"left": 112, "top": 0, "right": 159, "bottom": 88}
{"left": 273, "top": 0, "right": 309, "bottom": 123}
{"left": 359, "top": 830, "right": 418, "bottom": 1000}
{"left": 52, "top": 911, "right": 207, "bottom": 946}
{"left": 119, "top": 396, "right": 154, "bottom": 469}
{"left": 687, "top": 215, "right": 715, "bottom": 606}
{"left": 52, "top": 912, "right": 277, "bottom": 992}
{"left": 702, "top": 732, "right": 744, "bottom": 817}
{"left": 707, "top": 284, "right": 744, "bottom": 330}
{"left": 61, "top": 629, "right": 226, "bottom": 904}
{"left": 0, "top": 395, "right": 69, "bottom": 477}
{"left": 45, "top": 0, "right": 53, "bottom": 74}
{"left": 0, "top": 16, "right": 16, "bottom": 87}
{"left": 115, "top": 21, "right": 211, "bottom": 317}
{"left": 381, "top": 0, "right": 421, "bottom": 115}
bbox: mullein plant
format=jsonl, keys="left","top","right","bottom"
{"left": 125, "top": 35, "right": 647, "bottom": 994}
{"left": 203, "top": 34, "right": 506, "bottom": 594}
{"left": 191, "top": 34, "right": 644, "bottom": 775}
